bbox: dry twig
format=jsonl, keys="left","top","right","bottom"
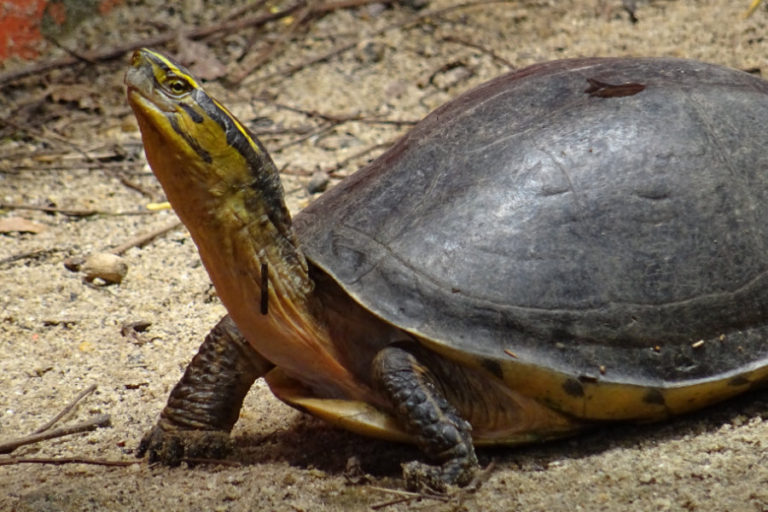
{"left": 0, "top": 414, "right": 111, "bottom": 455}
{"left": 368, "top": 461, "right": 494, "bottom": 509}
{"left": 326, "top": 141, "right": 395, "bottom": 175}
{"left": 0, "top": 248, "right": 60, "bottom": 266}
{"left": 0, "top": 203, "right": 99, "bottom": 217}
{"left": 0, "top": 457, "right": 136, "bottom": 467}
{"left": 274, "top": 123, "right": 339, "bottom": 151}
{"left": 369, "top": 485, "right": 448, "bottom": 510}
{"left": 33, "top": 384, "right": 97, "bottom": 435}
{"left": 0, "top": 203, "right": 152, "bottom": 217}
{"left": 441, "top": 35, "right": 515, "bottom": 69}
{"left": 109, "top": 219, "right": 182, "bottom": 256}
{"left": 229, "top": 4, "right": 316, "bottom": 84}
{"left": 270, "top": 101, "right": 420, "bottom": 126}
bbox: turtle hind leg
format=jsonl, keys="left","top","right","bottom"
{"left": 372, "top": 345, "right": 478, "bottom": 491}
{"left": 137, "top": 315, "right": 272, "bottom": 465}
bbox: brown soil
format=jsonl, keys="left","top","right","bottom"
{"left": 2, "top": 1, "right": 768, "bottom": 511}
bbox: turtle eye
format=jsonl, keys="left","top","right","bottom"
{"left": 165, "top": 75, "right": 192, "bottom": 96}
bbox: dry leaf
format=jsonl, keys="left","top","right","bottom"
{"left": 176, "top": 37, "right": 227, "bottom": 80}
{"left": 0, "top": 217, "right": 47, "bottom": 234}
{"left": 48, "top": 84, "right": 100, "bottom": 111}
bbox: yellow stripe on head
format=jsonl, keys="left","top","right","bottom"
{"left": 131, "top": 48, "right": 264, "bottom": 164}
{"left": 133, "top": 48, "right": 203, "bottom": 92}
{"left": 211, "top": 97, "right": 267, "bottom": 162}
{"left": 127, "top": 48, "right": 255, "bottom": 188}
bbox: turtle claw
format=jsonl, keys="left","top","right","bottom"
{"left": 402, "top": 460, "right": 449, "bottom": 493}
{"left": 137, "top": 424, "right": 233, "bottom": 466}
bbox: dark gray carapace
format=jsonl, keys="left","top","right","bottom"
{"left": 296, "top": 58, "right": 768, "bottom": 420}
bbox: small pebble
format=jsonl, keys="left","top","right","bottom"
{"left": 81, "top": 252, "right": 128, "bottom": 284}
{"left": 355, "top": 40, "right": 386, "bottom": 64}
{"left": 638, "top": 473, "right": 655, "bottom": 484}
{"left": 307, "top": 171, "right": 330, "bottom": 194}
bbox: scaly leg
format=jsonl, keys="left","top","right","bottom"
{"left": 372, "top": 344, "right": 478, "bottom": 491}
{"left": 137, "top": 315, "right": 272, "bottom": 465}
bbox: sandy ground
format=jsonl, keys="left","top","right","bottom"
{"left": 3, "top": 0, "right": 768, "bottom": 510}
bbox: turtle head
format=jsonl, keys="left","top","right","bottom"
{"left": 125, "top": 48, "right": 291, "bottom": 238}
{"left": 124, "top": 49, "right": 371, "bottom": 397}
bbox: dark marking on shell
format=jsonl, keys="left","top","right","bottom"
{"left": 584, "top": 78, "right": 646, "bottom": 98}
{"left": 642, "top": 389, "right": 666, "bottom": 406}
{"left": 728, "top": 375, "right": 750, "bottom": 387}
{"left": 562, "top": 378, "right": 585, "bottom": 397}
{"left": 480, "top": 358, "right": 503, "bottom": 380}
{"left": 634, "top": 188, "right": 670, "bottom": 200}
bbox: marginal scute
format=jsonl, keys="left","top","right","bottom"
{"left": 480, "top": 358, "right": 503, "bottom": 380}
{"left": 642, "top": 389, "right": 666, "bottom": 406}
{"left": 562, "top": 378, "right": 585, "bottom": 398}
{"left": 728, "top": 376, "right": 750, "bottom": 387}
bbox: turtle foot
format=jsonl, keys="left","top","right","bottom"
{"left": 402, "top": 458, "right": 476, "bottom": 492}
{"left": 137, "top": 424, "right": 233, "bottom": 466}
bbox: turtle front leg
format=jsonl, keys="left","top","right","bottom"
{"left": 137, "top": 315, "right": 272, "bottom": 465}
{"left": 372, "top": 345, "right": 478, "bottom": 491}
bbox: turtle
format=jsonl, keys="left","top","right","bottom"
{"left": 125, "top": 48, "right": 768, "bottom": 489}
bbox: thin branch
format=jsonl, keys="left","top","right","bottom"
{"left": 316, "top": 0, "right": 396, "bottom": 10}
{"left": 326, "top": 140, "right": 394, "bottom": 175}
{"left": 369, "top": 485, "right": 448, "bottom": 510}
{"left": 257, "top": 39, "right": 359, "bottom": 82}
{"left": 109, "top": 220, "right": 182, "bottom": 256}
{"left": 229, "top": 5, "right": 315, "bottom": 84}
{"left": 231, "top": 0, "right": 399, "bottom": 83}
{"left": 1, "top": 116, "right": 97, "bottom": 163}
{"left": 441, "top": 35, "right": 515, "bottom": 69}
{"left": 114, "top": 174, "right": 157, "bottom": 199}
{"left": 33, "top": 384, "right": 97, "bottom": 435}
{"left": 0, "top": 203, "right": 156, "bottom": 217}
{"left": 5, "top": 161, "right": 143, "bottom": 172}
{"left": 0, "top": 414, "right": 111, "bottom": 455}
{"left": 269, "top": 101, "right": 419, "bottom": 126}
{"left": 368, "top": 461, "right": 494, "bottom": 509}
{"left": 179, "top": 457, "right": 243, "bottom": 467}
{"left": 370, "top": 496, "right": 419, "bottom": 510}
{"left": 0, "top": 457, "right": 136, "bottom": 467}
{"left": 368, "top": 486, "right": 433, "bottom": 498}
{"left": 274, "top": 123, "right": 338, "bottom": 151}
{"left": 43, "top": 34, "right": 98, "bottom": 65}
{"left": 223, "top": 0, "right": 270, "bottom": 22}
{"left": 0, "top": 203, "right": 99, "bottom": 217}
{"left": 0, "top": 248, "right": 60, "bottom": 266}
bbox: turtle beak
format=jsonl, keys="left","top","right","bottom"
{"left": 125, "top": 49, "right": 179, "bottom": 114}
{"left": 125, "top": 51, "right": 151, "bottom": 95}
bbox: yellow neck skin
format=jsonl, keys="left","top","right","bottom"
{"left": 127, "top": 66, "right": 365, "bottom": 400}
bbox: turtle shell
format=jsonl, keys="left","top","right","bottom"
{"left": 294, "top": 58, "right": 768, "bottom": 421}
